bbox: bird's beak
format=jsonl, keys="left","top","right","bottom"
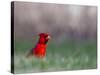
{"left": 47, "top": 35, "right": 51, "bottom": 40}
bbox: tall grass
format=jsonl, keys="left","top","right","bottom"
{"left": 14, "top": 39, "right": 97, "bottom": 74}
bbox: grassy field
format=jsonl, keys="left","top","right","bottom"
{"left": 14, "top": 39, "right": 97, "bottom": 74}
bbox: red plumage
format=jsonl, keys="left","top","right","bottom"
{"left": 26, "top": 33, "right": 51, "bottom": 58}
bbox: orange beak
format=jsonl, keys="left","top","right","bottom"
{"left": 47, "top": 35, "right": 51, "bottom": 40}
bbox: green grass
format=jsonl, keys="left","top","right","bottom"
{"left": 14, "top": 39, "right": 97, "bottom": 74}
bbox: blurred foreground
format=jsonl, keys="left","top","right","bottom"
{"left": 14, "top": 39, "right": 97, "bottom": 74}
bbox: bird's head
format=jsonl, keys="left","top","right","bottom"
{"left": 38, "top": 33, "right": 51, "bottom": 44}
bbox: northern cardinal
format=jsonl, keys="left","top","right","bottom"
{"left": 26, "top": 33, "right": 51, "bottom": 58}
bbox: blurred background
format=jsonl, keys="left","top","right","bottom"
{"left": 13, "top": 1, "right": 97, "bottom": 74}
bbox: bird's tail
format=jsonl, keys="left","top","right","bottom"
{"left": 26, "top": 49, "right": 33, "bottom": 58}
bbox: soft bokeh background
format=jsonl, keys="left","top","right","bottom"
{"left": 13, "top": 1, "right": 97, "bottom": 74}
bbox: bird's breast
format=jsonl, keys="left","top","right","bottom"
{"left": 33, "top": 44, "right": 47, "bottom": 58}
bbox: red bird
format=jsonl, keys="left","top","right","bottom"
{"left": 26, "top": 33, "right": 51, "bottom": 58}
